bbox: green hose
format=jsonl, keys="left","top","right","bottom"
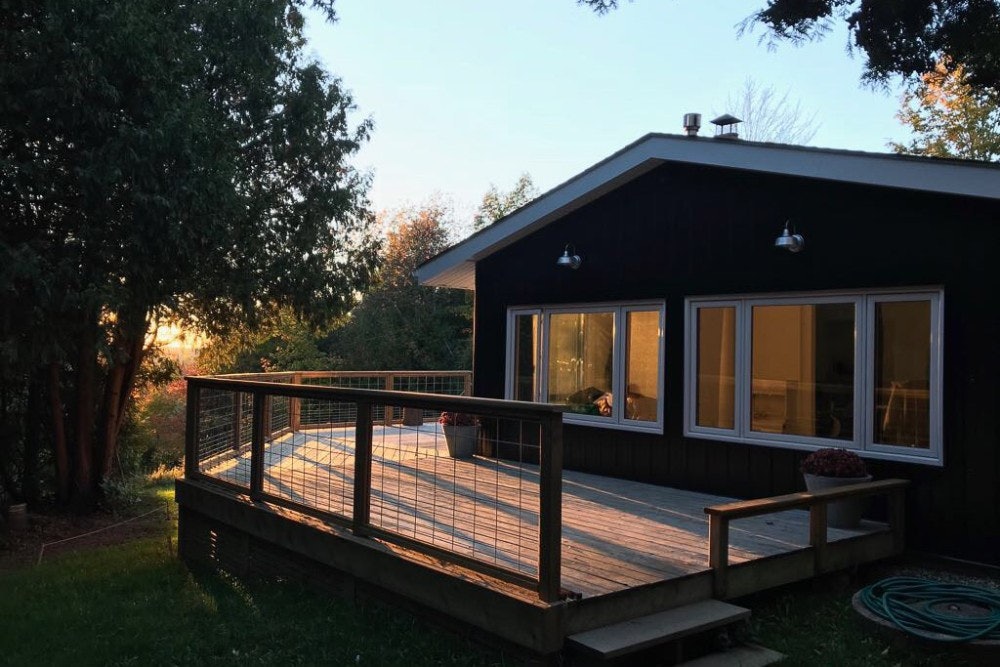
{"left": 858, "top": 576, "right": 1000, "bottom": 642}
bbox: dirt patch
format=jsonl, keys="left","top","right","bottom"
{"left": 0, "top": 501, "right": 174, "bottom": 572}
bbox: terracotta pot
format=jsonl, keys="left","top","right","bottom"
{"left": 803, "top": 473, "right": 872, "bottom": 529}
{"left": 442, "top": 424, "right": 477, "bottom": 459}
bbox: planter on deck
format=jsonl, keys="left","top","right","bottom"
{"left": 442, "top": 425, "right": 477, "bottom": 459}
{"left": 803, "top": 473, "right": 872, "bottom": 529}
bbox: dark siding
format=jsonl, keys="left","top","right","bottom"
{"left": 472, "top": 160, "right": 1000, "bottom": 565}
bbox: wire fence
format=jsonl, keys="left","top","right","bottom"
{"left": 185, "top": 372, "right": 564, "bottom": 601}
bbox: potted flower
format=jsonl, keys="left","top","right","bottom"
{"left": 438, "top": 411, "right": 479, "bottom": 459}
{"left": 801, "top": 448, "right": 872, "bottom": 529}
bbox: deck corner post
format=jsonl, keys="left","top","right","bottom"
{"left": 353, "top": 400, "right": 374, "bottom": 535}
{"left": 708, "top": 514, "right": 729, "bottom": 598}
{"left": 184, "top": 381, "right": 200, "bottom": 479}
{"left": 249, "top": 391, "right": 266, "bottom": 501}
{"left": 809, "top": 502, "right": 829, "bottom": 573}
{"left": 538, "top": 411, "right": 564, "bottom": 603}
{"left": 289, "top": 373, "right": 302, "bottom": 433}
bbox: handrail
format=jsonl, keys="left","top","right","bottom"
{"left": 705, "top": 479, "right": 909, "bottom": 519}
{"left": 704, "top": 478, "right": 909, "bottom": 598}
{"left": 184, "top": 371, "right": 565, "bottom": 603}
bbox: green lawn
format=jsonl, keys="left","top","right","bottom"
{"left": 0, "top": 484, "right": 511, "bottom": 667}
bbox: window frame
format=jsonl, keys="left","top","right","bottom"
{"left": 683, "top": 288, "right": 944, "bottom": 466}
{"left": 505, "top": 301, "right": 665, "bottom": 433}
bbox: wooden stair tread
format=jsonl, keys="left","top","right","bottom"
{"left": 679, "top": 643, "right": 785, "bottom": 666}
{"left": 566, "top": 599, "right": 751, "bottom": 659}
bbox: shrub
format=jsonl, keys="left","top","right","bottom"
{"left": 800, "top": 448, "right": 868, "bottom": 478}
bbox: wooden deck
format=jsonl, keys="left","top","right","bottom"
{"left": 201, "top": 426, "right": 882, "bottom": 600}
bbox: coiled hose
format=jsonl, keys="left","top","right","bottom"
{"left": 858, "top": 576, "right": 1000, "bottom": 642}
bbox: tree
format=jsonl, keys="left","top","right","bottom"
{"left": 721, "top": 79, "right": 820, "bottom": 144}
{"left": 472, "top": 173, "right": 539, "bottom": 230}
{"left": 329, "top": 203, "right": 472, "bottom": 370}
{"left": 0, "top": 1, "right": 378, "bottom": 507}
{"left": 889, "top": 59, "right": 1000, "bottom": 161}
{"left": 577, "top": 1, "right": 1000, "bottom": 95}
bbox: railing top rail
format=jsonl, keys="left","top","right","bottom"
{"left": 184, "top": 375, "right": 565, "bottom": 417}
{"left": 211, "top": 370, "right": 471, "bottom": 379}
{"left": 704, "top": 478, "right": 909, "bottom": 519}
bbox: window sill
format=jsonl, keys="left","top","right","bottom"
{"left": 564, "top": 414, "right": 663, "bottom": 435}
{"left": 684, "top": 429, "right": 943, "bottom": 467}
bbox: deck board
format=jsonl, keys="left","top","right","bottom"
{"left": 204, "top": 426, "right": 880, "bottom": 598}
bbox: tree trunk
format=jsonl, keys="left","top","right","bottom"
{"left": 98, "top": 313, "right": 147, "bottom": 480}
{"left": 22, "top": 371, "right": 43, "bottom": 504}
{"left": 73, "top": 314, "right": 98, "bottom": 509}
{"left": 48, "top": 362, "right": 70, "bottom": 503}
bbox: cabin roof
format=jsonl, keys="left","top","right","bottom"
{"left": 416, "top": 133, "right": 1000, "bottom": 290}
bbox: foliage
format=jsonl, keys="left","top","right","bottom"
{"left": 721, "top": 78, "right": 820, "bottom": 144}
{"left": 438, "top": 411, "right": 479, "bottom": 426}
{"left": 0, "top": 0, "right": 377, "bottom": 507}
{"left": 0, "top": 487, "right": 511, "bottom": 666}
{"left": 472, "top": 173, "right": 539, "bottom": 230}
{"left": 800, "top": 448, "right": 868, "bottom": 478}
{"left": 328, "top": 203, "right": 473, "bottom": 371}
{"left": 198, "top": 309, "right": 341, "bottom": 375}
{"left": 890, "top": 58, "right": 1000, "bottom": 161}
{"left": 577, "top": 1, "right": 1000, "bottom": 95}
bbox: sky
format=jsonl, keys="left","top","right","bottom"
{"left": 304, "top": 1, "right": 910, "bottom": 226}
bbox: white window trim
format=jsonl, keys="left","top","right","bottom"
{"left": 505, "top": 301, "right": 665, "bottom": 434}
{"left": 684, "top": 288, "right": 944, "bottom": 466}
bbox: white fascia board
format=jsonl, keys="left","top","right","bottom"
{"left": 417, "top": 134, "right": 1000, "bottom": 291}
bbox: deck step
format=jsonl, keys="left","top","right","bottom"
{"left": 679, "top": 643, "right": 785, "bottom": 666}
{"left": 566, "top": 599, "right": 751, "bottom": 660}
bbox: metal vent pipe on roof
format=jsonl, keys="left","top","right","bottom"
{"left": 683, "top": 113, "right": 701, "bottom": 136}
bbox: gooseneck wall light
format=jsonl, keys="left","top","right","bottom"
{"left": 774, "top": 221, "right": 805, "bottom": 253}
{"left": 556, "top": 244, "right": 582, "bottom": 269}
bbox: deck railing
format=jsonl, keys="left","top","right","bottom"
{"left": 704, "top": 479, "right": 909, "bottom": 598}
{"left": 184, "top": 371, "right": 566, "bottom": 602}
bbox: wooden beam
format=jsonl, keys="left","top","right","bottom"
{"left": 184, "top": 382, "right": 200, "bottom": 479}
{"left": 538, "top": 412, "right": 564, "bottom": 603}
{"left": 705, "top": 479, "right": 910, "bottom": 519}
{"left": 249, "top": 392, "right": 265, "bottom": 501}
{"left": 708, "top": 514, "right": 729, "bottom": 598}
{"left": 352, "top": 401, "right": 373, "bottom": 534}
{"left": 289, "top": 373, "right": 301, "bottom": 433}
{"left": 809, "top": 503, "right": 828, "bottom": 573}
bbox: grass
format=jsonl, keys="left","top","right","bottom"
{"left": 0, "top": 482, "right": 512, "bottom": 667}
{"left": 747, "top": 575, "right": 990, "bottom": 666}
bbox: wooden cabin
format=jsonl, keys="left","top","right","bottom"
{"left": 417, "top": 132, "right": 1000, "bottom": 567}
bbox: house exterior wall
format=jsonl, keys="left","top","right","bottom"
{"left": 473, "top": 160, "right": 1000, "bottom": 565}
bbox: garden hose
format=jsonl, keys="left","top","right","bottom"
{"left": 858, "top": 576, "right": 1000, "bottom": 642}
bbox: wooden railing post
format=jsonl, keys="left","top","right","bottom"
{"left": 353, "top": 401, "right": 374, "bottom": 534}
{"left": 888, "top": 487, "right": 906, "bottom": 554}
{"left": 249, "top": 391, "right": 265, "bottom": 501}
{"left": 709, "top": 514, "right": 729, "bottom": 598}
{"left": 289, "top": 372, "right": 302, "bottom": 433}
{"left": 184, "top": 382, "right": 200, "bottom": 478}
{"left": 383, "top": 375, "right": 395, "bottom": 426}
{"left": 810, "top": 502, "right": 829, "bottom": 573}
{"left": 463, "top": 372, "right": 472, "bottom": 397}
{"left": 232, "top": 391, "right": 243, "bottom": 451}
{"left": 537, "top": 412, "right": 563, "bottom": 603}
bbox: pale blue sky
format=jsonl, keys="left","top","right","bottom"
{"left": 305, "top": 1, "right": 909, "bottom": 221}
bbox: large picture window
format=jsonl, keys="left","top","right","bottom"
{"left": 506, "top": 302, "right": 664, "bottom": 432}
{"left": 685, "top": 289, "right": 942, "bottom": 465}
